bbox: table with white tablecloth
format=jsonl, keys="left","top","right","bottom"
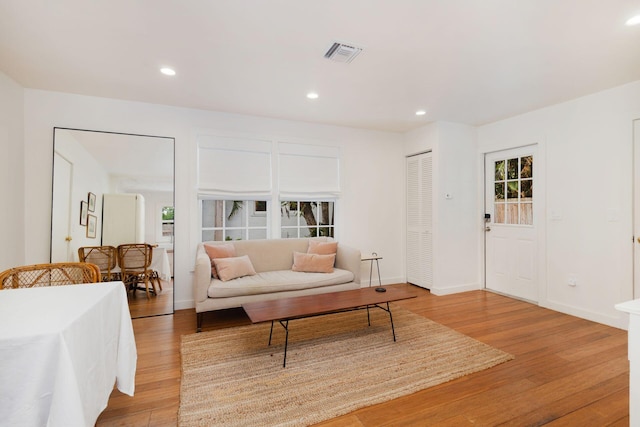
{"left": 0, "top": 282, "right": 137, "bottom": 427}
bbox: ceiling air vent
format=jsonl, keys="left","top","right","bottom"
{"left": 324, "top": 42, "right": 362, "bottom": 63}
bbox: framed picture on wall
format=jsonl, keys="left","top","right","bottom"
{"left": 80, "top": 201, "right": 88, "bottom": 226}
{"left": 86, "top": 214, "right": 97, "bottom": 238}
{"left": 88, "top": 192, "right": 96, "bottom": 212}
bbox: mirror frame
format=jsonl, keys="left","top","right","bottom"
{"left": 51, "top": 127, "right": 175, "bottom": 318}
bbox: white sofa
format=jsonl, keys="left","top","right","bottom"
{"left": 194, "top": 237, "right": 361, "bottom": 331}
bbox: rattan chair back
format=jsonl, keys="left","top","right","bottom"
{"left": 78, "top": 246, "right": 118, "bottom": 281}
{"left": 0, "top": 262, "right": 101, "bottom": 289}
{"left": 118, "top": 243, "right": 156, "bottom": 298}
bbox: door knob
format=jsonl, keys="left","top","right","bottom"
{"left": 485, "top": 226, "right": 491, "bottom": 232}
{"left": 637, "top": 237, "right": 640, "bottom": 244}
{"left": 65, "top": 236, "right": 72, "bottom": 242}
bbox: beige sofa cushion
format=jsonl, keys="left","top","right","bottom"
{"left": 307, "top": 240, "right": 338, "bottom": 255}
{"left": 292, "top": 252, "right": 336, "bottom": 273}
{"left": 207, "top": 268, "right": 355, "bottom": 298}
{"left": 204, "top": 243, "right": 236, "bottom": 278}
{"left": 213, "top": 255, "right": 257, "bottom": 281}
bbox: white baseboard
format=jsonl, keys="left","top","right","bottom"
{"left": 430, "top": 282, "right": 482, "bottom": 296}
{"left": 540, "top": 299, "right": 627, "bottom": 330}
{"left": 175, "top": 299, "right": 195, "bottom": 311}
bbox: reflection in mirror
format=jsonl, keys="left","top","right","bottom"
{"left": 51, "top": 128, "right": 175, "bottom": 318}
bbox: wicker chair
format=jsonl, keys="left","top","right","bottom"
{"left": 117, "top": 243, "right": 157, "bottom": 299}
{"left": 78, "top": 246, "right": 118, "bottom": 281}
{"left": 0, "top": 262, "right": 101, "bottom": 289}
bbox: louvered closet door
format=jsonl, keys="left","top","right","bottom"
{"left": 406, "top": 152, "right": 433, "bottom": 288}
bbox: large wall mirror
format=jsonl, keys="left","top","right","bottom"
{"left": 51, "top": 128, "right": 175, "bottom": 318}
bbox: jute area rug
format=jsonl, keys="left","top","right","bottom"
{"left": 179, "top": 306, "right": 513, "bottom": 427}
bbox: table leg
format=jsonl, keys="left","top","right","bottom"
{"left": 268, "top": 321, "right": 274, "bottom": 345}
{"left": 387, "top": 302, "right": 396, "bottom": 342}
{"left": 280, "top": 320, "right": 289, "bottom": 368}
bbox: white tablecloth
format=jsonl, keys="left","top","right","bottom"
{"left": 0, "top": 282, "right": 137, "bottom": 427}
{"left": 151, "top": 247, "right": 171, "bottom": 281}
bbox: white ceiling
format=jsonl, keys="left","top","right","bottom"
{"left": 2, "top": 0, "right": 640, "bottom": 132}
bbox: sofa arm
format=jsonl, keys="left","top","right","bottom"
{"left": 194, "top": 244, "right": 212, "bottom": 305}
{"left": 335, "top": 244, "right": 361, "bottom": 285}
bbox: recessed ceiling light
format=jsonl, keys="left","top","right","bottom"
{"left": 415, "top": 110, "right": 427, "bottom": 116}
{"left": 626, "top": 14, "right": 640, "bottom": 26}
{"left": 306, "top": 92, "right": 319, "bottom": 99}
{"left": 160, "top": 67, "right": 176, "bottom": 76}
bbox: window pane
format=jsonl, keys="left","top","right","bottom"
{"left": 249, "top": 229, "right": 267, "bottom": 240}
{"left": 494, "top": 183, "right": 505, "bottom": 201}
{"left": 507, "top": 181, "right": 519, "bottom": 199}
{"left": 520, "top": 203, "right": 533, "bottom": 225}
{"left": 318, "top": 202, "right": 334, "bottom": 225}
{"left": 225, "top": 201, "right": 246, "bottom": 227}
{"left": 162, "top": 206, "right": 174, "bottom": 221}
{"left": 202, "top": 200, "right": 222, "bottom": 228}
{"left": 225, "top": 229, "right": 243, "bottom": 241}
{"left": 494, "top": 203, "right": 505, "bottom": 224}
{"left": 299, "top": 227, "right": 313, "bottom": 238}
{"left": 281, "top": 228, "right": 298, "bottom": 239}
{"left": 507, "top": 203, "right": 519, "bottom": 224}
{"left": 202, "top": 230, "right": 216, "bottom": 241}
{"left": 521, "top": 179, "right": 532, "bottom": 199}
{"left": 495, "top": 160, "right": 505, "bottom": 181}
{"left": 299, "top": 202, "right": 318, "bottom": 227}
{"left": 162, "top": 223, "right": 173, "bottom": 237}
{"left": 318, "top": 227, "right": 334, "bottom": 237}
{"left": 520, "top": 156, "right": 533, "bottom": 178}
{"left": 507, "top": 158, "right": 518, "bottom": 179}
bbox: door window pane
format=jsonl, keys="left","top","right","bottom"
{"left": 520, "top": 156, "right": 533, "bottom": 178}
{"left": 507, "top": 158, "right": 518, "bottom": 179}
{"left": 507, "top": 203, "right": 519, "bottom": 224}
{"left": 494, "top": 183, "right": 505, "bottom": 201}
{"left": 520, "top": 203, "right": 533, "bottom": 225}
{"left": 495, "top": 160, "right": 505, "bottom": 180}
{"left": 507, "top": 181, "right": 519, "bottom": 199}
{"left": 521, "top": 180, "right": 532, "bottom": 199}
{"left": 494, "top": 203, "right": 505, "bottom": 224}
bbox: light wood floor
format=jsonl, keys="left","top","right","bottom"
{"left": 127, "top": 279, "right": 174, "bottom": 319}
{"left": 96, "top": 284, "right": 630, "bottom": 426}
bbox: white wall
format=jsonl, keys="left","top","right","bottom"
{"left": 0, "top": 72, "right": 25, "bottom": 271}
{"left": 21, "top": 89, "right": 405, "bottom": 309}
{"left": 404, "top": 121, "right": 480, "bottom": 294}
{"left": 477, "top": 80, "right": 640, "bottom": 328}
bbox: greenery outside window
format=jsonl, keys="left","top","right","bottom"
{"left": 281, "top": 200, "right": 335, "bottom": 238}
{"left": 201, "top": 200, "right": 268, "bottom": 241}
{"left": 160, "top": 206, "right": 174, "bottom": 242}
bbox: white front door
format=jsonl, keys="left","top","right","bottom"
{"left": 485, "top": 146, "right": 538, "bottom": 302}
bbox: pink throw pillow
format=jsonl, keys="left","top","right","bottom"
{"left": 292, "top": 252, "right": 336, "bottom": 273}
{"left": 307, "top": 240, "right": 338, "bottom": 255}
{"left": 213, "top": 255, "right": 257, "bottom": 281}
{"left": 204, "top": 243, "right": 236, "bottom": 278}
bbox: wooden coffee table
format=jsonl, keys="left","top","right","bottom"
{"left": 242, "top": 286, "right": 417, "bottom": 367}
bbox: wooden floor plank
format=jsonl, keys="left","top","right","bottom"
{"left": 96, "top": 284, "right": 630, "bottom": 426}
